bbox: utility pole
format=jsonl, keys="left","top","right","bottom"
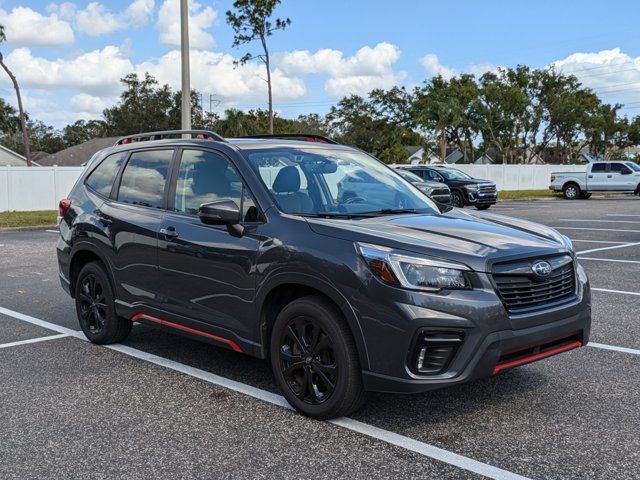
{"left": 180, "top": 0, "right": 191, "bottom": 134}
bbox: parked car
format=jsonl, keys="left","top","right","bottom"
{"left": 395, "top": 169, "right": 452, "bottom": 204}
{"left": 57, "top": 130, "right": 591, "bottom": 419}
{"left": 399, "top": 165, "right": 498, "bottom": 209}
{"left": 550, "top": 161, "right": 640, "bottom": 199}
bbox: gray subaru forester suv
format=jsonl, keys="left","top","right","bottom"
{"left": 57, "top": 131, "right": 591, "bottom": 419}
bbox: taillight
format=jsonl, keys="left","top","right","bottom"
{"left": 58, "top": 199, "right": 72, "bottom": 217}
{"left": 550, "top": 175, "right": 556, "bottom": 182}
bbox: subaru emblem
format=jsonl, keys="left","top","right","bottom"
{"left": 532, "top": 260, "right": 552, "bottom": 278}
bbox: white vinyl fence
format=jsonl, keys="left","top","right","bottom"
{"left": 1, "top": 164, "right": 588, "bottom": 212}
{"left": 0, "top": 166, "right": 84, "bottom": 212}
{"left": 447, "top": 164, "right": 587, "bottom": 191}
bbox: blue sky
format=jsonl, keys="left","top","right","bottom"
{"left": 1, "top": 0, "right": 640, "bottom": 127}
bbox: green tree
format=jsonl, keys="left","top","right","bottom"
{"left": 0, "top": 25, "right": 32, "bottom": 165}
{"left": 62, "top": 120, "right": 109, "bottom": 147}
{"left": 226, "top": 0, "right": 291, "bottom": 134}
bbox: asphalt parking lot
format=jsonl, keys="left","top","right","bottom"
{"left": 1, "top": 197, "right": 639, "bottom": 480}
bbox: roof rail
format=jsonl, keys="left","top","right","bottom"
{"left": 115, "top": 130, "right": 226, "bottom": 146}
{"left": 238, "top": 133, "right": 339, "bottom": 145}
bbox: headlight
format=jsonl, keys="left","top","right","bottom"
{"left": 464, "top": 184, "right": 478, "bottom": 191}
{"left": 356, "top": 243, "right": 472, "bottom": 291}
{"left": 422, "top": 186, "right": 434, "bottom": 196}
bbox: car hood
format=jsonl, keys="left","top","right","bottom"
{"left": 421, "top": 180, "right": 449, "bottom": 189}
{"left": 306, "top": 209, "right": 569, "bottom": 272}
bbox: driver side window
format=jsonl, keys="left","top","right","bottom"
{"left": 174, "top": 149, "right": 259, "bottom": 222}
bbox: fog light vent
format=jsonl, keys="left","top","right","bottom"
{"left": 412, "top": 331, "right": 464, "bottom": 375}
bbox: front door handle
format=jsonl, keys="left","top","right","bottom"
{"left": 160, "top": 226, "right": 180, "bottom": 240}
{"left": 607, "top": 175, "right": 613, "bottom": 178}
{"left": 588, "top": 175, "right": 593, "bottom": 178}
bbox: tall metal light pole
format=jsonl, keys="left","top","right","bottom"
{"left": 180, "top": 0, "right": 191, "bottom": 132}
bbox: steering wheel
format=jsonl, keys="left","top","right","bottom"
{"left": 342, "top": 196, "right": 366, "bottom": 205}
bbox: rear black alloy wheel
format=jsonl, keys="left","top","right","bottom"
{"left": 270, "top": 296, "right": 367, "bottom": 419}
{"left": 451, "top": 190, "right": 465, "bottom": 208}
{"left": 78, "top": 273, "right": 108, "bottom": 335}
{"left": 279, "top": 318, "right": 337, "bottom": 405}
{"left": 75, "top": 262, "right": 132, "bottom": 344}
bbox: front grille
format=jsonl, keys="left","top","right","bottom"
{"left": 478, "top": 183, "right": 497, "bottom": 195}
{"left": 492, "top": 256, "right": 576, "bottom": 313}
{"left": 432, "top": 188, "right": 450, "bottom": 197}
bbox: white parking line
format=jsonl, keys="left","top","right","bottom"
{"left": 579, "top": 258, "right": 640, "bottom": 265}
{"left": 592, "top": 288, "right": 640, "bottom": 297}
{"left": 571, "top": 240, "right": 626, "bottom": 245}
{"left": 559, "top": 219, "right": 640, "bottom": 224}
{"left": 588, "top": 342, "right": 640, "bottom": 356}
{"left": 0, "top": 333, "right": 70, "bottom": 350}
{"left": 45, "top": 230, "right": 59, "bottom": 234}
{"left": 553, "top": 227, "right": 640, "bottom": 233}
{"left": 576, "top": 242, "right": 640, "bottom": 255}
{"left": 607, "top": 214, "right": 640, "bottom": 217}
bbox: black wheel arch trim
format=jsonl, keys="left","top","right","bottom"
{"left": 255, "top": 271, "right": 371, "bottom": 370}
{"left": 68, "top": 240, "right": 118, "bottom": 298}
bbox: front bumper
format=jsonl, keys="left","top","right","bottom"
{"left": 353, "top": 266, "right": 591, "bottom": 394}
{"left": 467, "top": 191, "right": 498, "bottom": 206}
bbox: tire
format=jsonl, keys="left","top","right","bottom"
{"left": 270, "top": 295, "right": 367, "bottom": 420}
{"left": 75, "top": 261, "right": 132, "bottom": 344}
{"left": 475, "top": 205, "right": 491, "bottom": 210}
{"left": 580, "top": 192, "right": 592, "bottom": 199}
{"left": 563, "top": 183, "right": 580, "bottom": 200}
{"left": 451, "top": 190, "right": 465, "bottom": 208}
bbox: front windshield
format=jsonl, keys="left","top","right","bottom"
{"left": 398, "top": 170, "right": 424, "bottom": 183}
{"left": 243, "top": 147, "right": 439, "bottom": 216}
{"left": 626, "top": 161, "right": 640, "bottom": 172}
{"left": 438, "top": 168, "right": 472, "bottom": 180}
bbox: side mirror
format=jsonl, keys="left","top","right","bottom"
{"left": 199, "top": 200, "right": 244, "bottom": 237}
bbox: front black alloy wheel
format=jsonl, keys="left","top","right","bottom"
{"left": 451, "top": 190, "right": 465, "bottom": 208}
{"left": 75, "top": 262, "right": 131, "bottom": 344}
{"left": 271, "top": 296, "right": 367, "bottom": 419}
{"left": 279, "top": 319, "right": 337, "bottom": 405}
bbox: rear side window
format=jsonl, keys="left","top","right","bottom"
{"left": 117, "top": 150, "right": 173, "bottom": 208}
{"left": 85, "top": 153, "right": 126, "bottom": 197}
{"left": 591, "top": 163, "right": 606, "bottom": 173}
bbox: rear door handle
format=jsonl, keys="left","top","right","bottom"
{"left": 160, "top": 226, "right": 180, "bottom": 240}
{"left": 588, "top": 175, "right": 593, "bottom": 178}
{"left": 607, "top": 175, "right": 613, "bottom": 178}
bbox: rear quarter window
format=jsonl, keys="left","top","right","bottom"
{"left": 85, "top": 152, "right": 126, "bottom": 197}
{"left": 117, "top": 150, "right": 173, "bottom": 209}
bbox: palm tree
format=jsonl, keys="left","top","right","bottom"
{"left": 0, "top": 25, "right": 31, "bottom": 166}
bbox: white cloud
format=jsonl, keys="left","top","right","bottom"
{"left": 136, "top": 49, "right": 306, "bottom": 104}
{"left": 419, "top": 53, "right": 498, "bottom": 80}
{"left": 0, "top": 46, "right": 134, "bottom": 96}
{"left": 279, "top": 43, "right": 405, "bottom": 98}
{"left": 0, "top": 6, "right": 74, "bottom": 47}
{"left": 48, "top": 0, "right": 155, "bottom": 36}
{"left": 156, "top": 0, "right": 216, "bottom": 50}
{"left": 552, "top": 48, "right": 640, "bottom": 104}
{"left": 70, "top": 93, "right": 118, "bottom": 114}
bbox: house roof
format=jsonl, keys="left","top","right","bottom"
{"left": 405, "top": 145, "right": 424, "bottom": 156}
{"left": 38, "top": 137, "right": 119, "bottom": 166}
{"left": 0, "top": 144, "right": 28, "bottom": 166}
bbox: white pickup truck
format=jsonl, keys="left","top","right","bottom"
{"left": 549, "top": 161, "right": 640, "bottom": 199}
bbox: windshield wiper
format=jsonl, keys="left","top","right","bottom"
{"left": 294, "top": 212, "right": 362, "bottom": 219}
{"left": 359, "top": 208, "right": 426, "bottom": 216}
